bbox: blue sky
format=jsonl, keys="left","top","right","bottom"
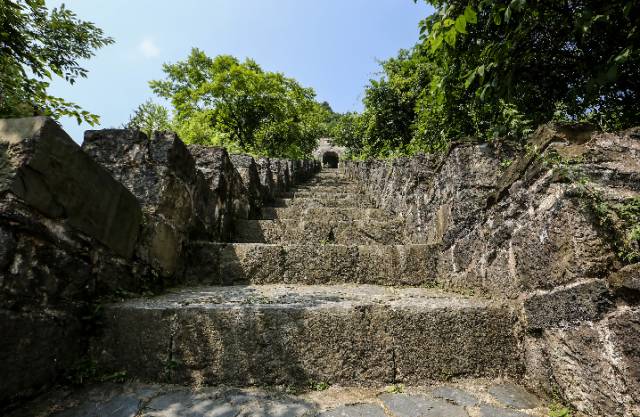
{"left": 47, "top": 0, "right": 432, "bottom": 143}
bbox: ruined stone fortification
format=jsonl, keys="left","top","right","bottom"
{"left": 1, "top": 117, "right": 638, "bottom": 417}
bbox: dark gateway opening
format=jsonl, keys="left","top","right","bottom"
{"left": 322, "top": 151, "right": 339, "bottom": 168}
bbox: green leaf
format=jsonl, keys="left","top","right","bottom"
{"left": 505, "top": 7, "right": 512, "bottom": 23}
{"left": 455, "top": 15, "right": 467, "bottom": 34}
{"left": 443, "top": 18, "right": 455, "bottom": 27}
{"left": 479, "top": 84, "right": 490, "bottom": 101}
{"left": 464, "top": 70, "right": 476, "bottom": 89}
{"left": 614, "top": 48, "right": 631, "bottom": 63}
{"left": 444, "top": 27, "right": 457, "bottom": 47}
{"left": 464, "top": 6, "right": 478, "bottom": 24}
{"left": 430, "top": 34, "right": 444, "bottom": 52}
{"left": 493, "top": 13, "right": 502, "bottom": 25}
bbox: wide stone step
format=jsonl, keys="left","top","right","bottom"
{"left": 273, "top": 195, "right": 373, "bottom": 208}
{"left": 92, "top": 284, "right": 522, "bottom": 387}
{"left": 302, "top": 177, "right": 353, "bottom": 186}
{"left": 291, "top": 184, "right": 361, "bottom": 192}
{"left": 279, "top": 189, "right": 363, "bottom": 199}
{"left": 183, "top": 243, "right": 438, "bottom": 286}
{"left": 10, "top": 380, "right": 549, "bottom": 417}
{"left": 261, "top": 206, "right": 392, "bottom": 221}
{"left": 233, "top": 219, "right": 406, "bottom": 245}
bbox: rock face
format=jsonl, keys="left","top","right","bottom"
{"left": 0, "top": 118, "right": 143, "bottom": 405}
{"left": 344, "top": 124, "right": 640, "bottom": 417}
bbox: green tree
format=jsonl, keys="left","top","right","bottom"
{"left": 150, "top": 49, "right": 324, "bottom": 158}
{"left": 416, "top": 0, "right": 640, "bottom": 134}
{"left": 125, "top": 100, "right": 171, "bottom": 137}
{"left": 341, "top": 1, "right": 640, "bottom": 159}
{"left": 330, "top": 112, "right": 367, "bottom": 157}
{"left": 0, "top": 0, "right": 113, "bottom": 124}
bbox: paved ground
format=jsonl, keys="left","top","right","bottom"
{"left": 9, "top": 379, "right": 550, "bottom": 417}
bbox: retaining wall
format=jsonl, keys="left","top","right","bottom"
{"left": 344, "top": 124, "right": 640, "bottom": 417}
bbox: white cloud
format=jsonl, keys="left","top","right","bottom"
{"left": 138, "top": 37, "right": 160, "bottom": 58}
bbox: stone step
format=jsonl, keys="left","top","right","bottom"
{"left": 273, "top": 195, "right": 373, "bottom": 208}
{"left": 92, "top": 284, "right": 522, "bottom": 387}
{"left": 303, "top": 175, "right": 352, "bottom": 184}
{"left": 291, "top": 184, "right": 360, "bottom": 192}
{"left": 280, "top": 189, "right": 363, "bottom": 199}
{"left": 7, "top": 380, "right": 550, "bottom": 417}
{"left": 293, "top": 181, "right": 355, "bottom": 189}
{"left": 183, "top": 243, "right": 438, "bottom": 286}
{"left": 233, "top": 219, "right": 406, "bottom": 245}
{"left": 261, "top": 206, "right": 392, "bottom": 221}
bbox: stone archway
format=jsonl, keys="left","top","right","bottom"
{"left": 322, "top": 151, "right": 339, "bottom": 168}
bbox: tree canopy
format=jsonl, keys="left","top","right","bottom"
{"left": 332, "top": 0, "right": 640, "bottom": 159}
{"left": 125, "top": 99, "right": 172, "bottom": 138}
{"left": 149, "top": 49, "right": 330, "bottom": 158}
{"left": 0, "top": 0, "right": 113, "bottom": 124}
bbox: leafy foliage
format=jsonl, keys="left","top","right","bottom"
{"left": 0, "top": 0, "right": 113, "bottom": 124}
{"left": 125, "top": 100, "right": 171, "bottom": 137}
{"left": 150, "top": 49, "right": 328, "bottom": 158}
{"left": 333, "top": 0, "right": 640, "bottom": 159}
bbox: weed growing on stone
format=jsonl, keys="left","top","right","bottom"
{"left": 385, "top": 384, "right": 405, "bottom": 394}
{"left": 539, "top": 148, "right": 640, "bottom": 264}
{"left": 68, "top": 358, "right": 128, "bottom": 385}
{"left": 100, "top": 370, "right": 128, "bottom": 383}
{"left": 549, "top": 402, "right": 573, "bottom": 417}
{"left": 500, "top": 158, "right": 513, "bottom": 170}
{"left": 582, "top": 191, "right": 640, "bottom": 264}
{"left": 309, "top": 381, "right": 330, "bottom": 391}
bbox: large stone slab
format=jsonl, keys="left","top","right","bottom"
{"left": 9, "top": 381, "right": 551, "bottom": 417}
{"left": 92, "top": 285, "right": 522, "bottom": 386}
{"left": 186, "top": 145, "right": 248, "bottom": 239}
{"left": 273, "top": 195, "right": 373, "bottom": 208}
{"left": 233, "top": 219, "right": 406, "bottom": 245}
{"left": 183, "top": 243, "right": 440, "bottom": 286}
{"left": 523, "top": 279, "right": 612, "bottom": 330}
{"left": 230, "top": 154, "right": 264, "bottom": 218}
{"left": 256, "top": 158, "right": 276, "bottom": 203}
{"left": 0, "top": 117, "right": 141, "bottom": 258}
{"left": 379, "top": 394, "right": 468, "bottom": 417}
{"left": 261, "top": 207, "right": 391, "bottom": 222}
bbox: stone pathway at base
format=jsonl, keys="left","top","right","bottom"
{"left": 10, "top": 380, "right": 549, "bottom": 417}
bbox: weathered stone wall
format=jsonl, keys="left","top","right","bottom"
{"left": 0, "top": 118, "right": 319, "bottom": 410}
{"left": 344, "top": 125, "right": 640, "bottom": 417}
{"left": 0, "top": 118, "right": 144, "bottom": 406}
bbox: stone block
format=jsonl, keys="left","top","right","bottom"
{"left": 230, "top": 154, "right": 263, "bottom": 218}
{"left": 523, "top": 279, "right": 612, "bottom": 330}
{"left": 1, "top": 117, "right": 141, "bottom": 258}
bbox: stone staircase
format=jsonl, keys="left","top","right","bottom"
{"left": 93, "top": 168, "right": 523, "bottom": 389}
